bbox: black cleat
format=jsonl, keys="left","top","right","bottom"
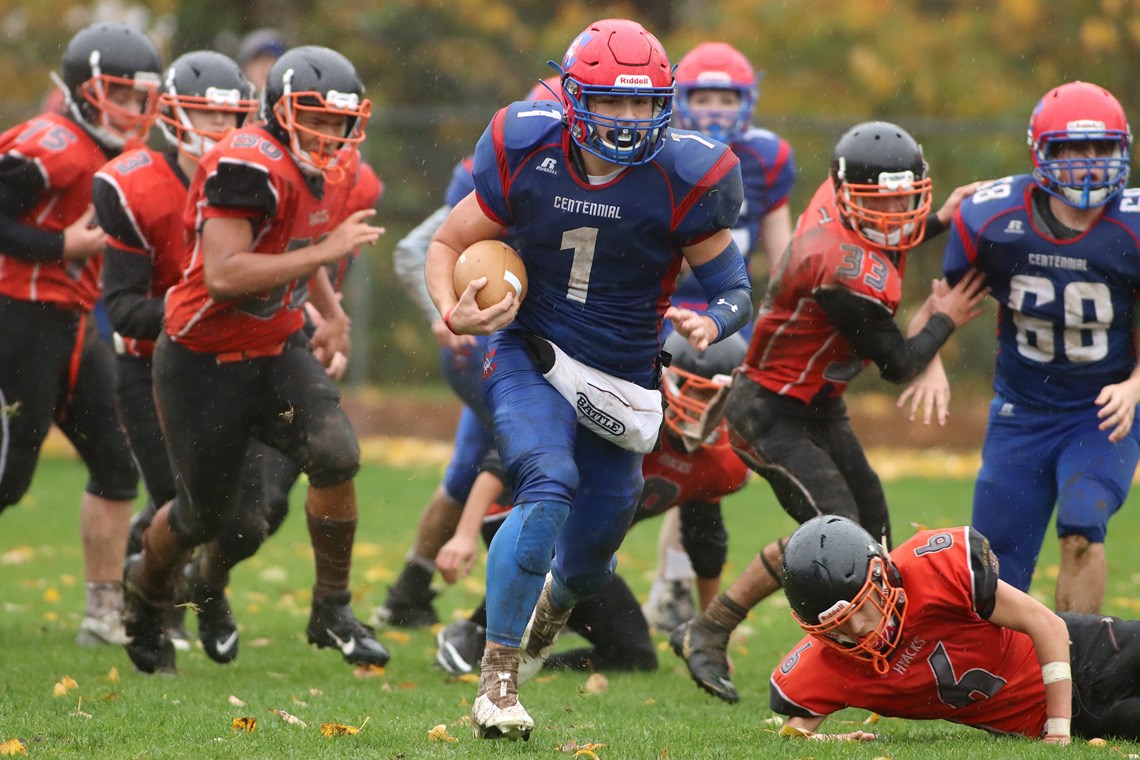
{"left": 372, "top": 586, "right": 439, "bottom": 628}
{"left": 670, "top": 619, "right": 738, "bottom": 704}
{"left": 185, "top": 562, "right": 238, "bottom": 664}
{"left": 436, "top": 619, "right": 487, "bottom": 675}
{"left": 122, "top": 554, "right": 176, "bottom": 674}
{"left": 308, "top": 591, "right": 390, "bottom": 666}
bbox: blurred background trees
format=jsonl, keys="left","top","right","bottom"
{"left": 3, "top": 0, "right": 1136, "bottom": 389}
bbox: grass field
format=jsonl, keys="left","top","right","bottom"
{"left": 3, "top": 452, "right": 1140, "bottom": 759}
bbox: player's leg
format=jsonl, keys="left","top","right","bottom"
{"left": 971, "top": 398, "right": 1060, "bottom": 592}
{"left": 822, "top": 413, "right": 891, "bottom": 547}
{"left": 57, "top": 327, "right": 139, "bottom": 647}
{"left": 678, "top": 499, "right": 729, "bottom": 612}
{"left": 548, "top": 573, "right": 657, "bottom": 672}
{"left": 1063, "top": 612, "right": 1140, "bottom": 741}
{"left": 260, "top": 340, "right": 387, "bottom": 666}
{"left": 1054, "top": 413, "right": 1139, "bottom": 613}
{"left": 474, "top": 334, "right": 577, "bottom": 739}
{"left": 641, "top": 509, "right": 696, "bottom": 633}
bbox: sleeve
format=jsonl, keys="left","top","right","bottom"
{"left": 0, "top": 153, "right": 63, "bottom": 261}
{"left": 674, "top": 153, "right": 743, "bottom": 245}
{"left": 92, "top": 172, "right": 149, "bottom": 253}
{"left": 815, "top": 286, "right": 954, "bottom": 384}
{"left": 470, "top": 110, "right": 512, "bottom": 227}
{"left": 768, "top": 639, "right": 841, "bottom": 718}
{"left": 942, "top": 205, "right": 976, "bottom": 286}
{"left": 102, "top": 245, "right": 164, "bottom": 340}
{"left": 758, "top": 139, "right": 795, "bottom": 214}
{"left": 203, "top": 158, "right": 278, "bottom": 220}
{"left": 444, "top": 157, "right": 475, "bottom": 208}
{"left": 477, "top": 448, "right": 507, "bottom": 484}
{"left": 966, "top": 527, "right": 1001, "bottom": 619}
{"left": 392, "top": 204, "right": 452, "bottom": 324}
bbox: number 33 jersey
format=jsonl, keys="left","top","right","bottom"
{"left": 944, "top": 174, "right": 1140, "bottom": 410}
{"left": 769, "top": 526, "right": 1049, "bottom": 739}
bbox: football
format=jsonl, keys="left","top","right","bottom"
{"left": 452, "top": 239, "right": 528, "bottom": 310}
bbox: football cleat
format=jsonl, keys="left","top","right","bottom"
{"left": 518, "top": 574, "right": 573, "bottom": 684}
{"left": 185, "top": 562, "right": 239, "bottom": 664}
{"left": 307, "top": 591, "right": 390, "bottom": 667}
{"left": 122, "top": 554, "right": 176, "bottom": 674}
{"left": 76, "top": 610, "right": 129, "bottom": 647}
{"left": 670, "top": 619, "right": 739, "bottom": 704}
{"left": 642, "top": 578, "right": 696, "bottom": 634}
{"left": 472, "top": 669, "right": 533, "bottom": 741}
{"left": 372, "top": 584, "right": 439, "bottom": 629}
{"left": 436, "top": 619, "right": 487, "bottom": 675}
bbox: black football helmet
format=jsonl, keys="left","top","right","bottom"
{"left": 830, "top": 121, "right": 932, "bottom": 253}
{"left": 56, "top": 22, "right": 162, "bottom": 148}
{"left": 661, "top": 332, "right": 747, "bottom": 452}
{"left": 158, "top": 51, "right": 257, "bottom": 159}
{"left": 781, "top": 515, "right": 906, "bottom": 674}
{"left": 262, "top": 46, "right": 371, "bottom": 177}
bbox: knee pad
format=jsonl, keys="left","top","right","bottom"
{"left": 679, "top": 504, "right": 728, "bottom": 579}
{"left": 304, "top": 437, "right": 360, "bottom": 488}
{"left": 551, "top": 555, "right": 617, "bottom": 607}
{"left": 217, "top": 510, "right": 272, "bottom": 563}
{"left": 166, "top": 498, "right": 212, "bottom": 548}
{"left": 514, "top": 500, "right": 571, "bottom": 575}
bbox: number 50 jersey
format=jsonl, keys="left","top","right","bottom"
{"left": 944, "top": 174, "right": 1140, "bottom": 410}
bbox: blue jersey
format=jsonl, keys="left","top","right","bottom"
{"left": 445, "top": 156, "right": 475, "bottom": 207}
{"left": 944, "top": 174, "right": 1140, "bottom": 410}
{"left": 472, "top": 101, "right": 742, "bottom": 386}
{"left": 673, "top": 126, "right": 794, "bottom": 307}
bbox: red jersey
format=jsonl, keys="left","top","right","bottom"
{"left": 326, "top": 154, "right": 383, "bottom": 292}
{"left": 770, "top": 526, "right": 1048, "bottom": 739}
{"left": 639, "top": 426, "right": 749, "bottom": 514}
{"left": 744, "top": 180, "right": 905, "bottom": 403}
{"left": 93, "top": 148, "right": 189, "bottom": 358}
{"left": 164, "top": 126, "right": 352, "bottom": 354}
{"left": 0, "top": 113, "right": 110, "bottom": 311}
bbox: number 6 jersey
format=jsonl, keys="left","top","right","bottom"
{"left": 943, "top": 174, "right": 1140, "bottom": 410}
{"left": 769, "top": 526, "right": 1049, "bottom": 739}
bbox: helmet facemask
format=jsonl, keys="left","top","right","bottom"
{"left": 563, "top": 75, "right": 673, "bottom": 166}
{"left": 662, "top": 365, "right": 733, "bottom": 453}
{"left": 792, "top": 556, "right": 906, "bottom": 675}
{"left": 835, "top": 160, "right": 932, "bottom": 252}
{"left": 272, "top": 68, "right": 371, "bottom": 178}
{"left": 159, "top": 86, "right": 257, "bottom": 160}
{"left": 1032, "top": 134, "right": 1130, "bottom": 209}
{"left": 55, "top": 50, "right": 161, "bottom": 149}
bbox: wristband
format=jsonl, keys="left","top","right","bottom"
{"left": 443, "top": 305, "right": 457, "bottom": 334}
{"left": 1044, "top": 717, "right": 1070, "bottom": 737}
{"left": 1041, "top": 661, "right": 1071, "bottom": 684}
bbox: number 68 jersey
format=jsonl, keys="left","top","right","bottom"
{"left": 943, "top": 174, "right": 1140, "bottom": 410}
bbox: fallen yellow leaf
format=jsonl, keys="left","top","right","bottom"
{"left": 52, "top": 682, "right": 68, "bottom": 697}
{"left": 106, "top": 667, "right": 119, "bottom": 683}
{"left": 61, "top": 676, "right": 78, "bottom": 690}
{"left": 0, "top": 738, "right": 27, "bottom": 755}
{"left": 582, "top": 673, "right": 608, "bottom": 695}
{"left": 353, "top": 664, "right": 385, "bottom": 679}
{"left": 455, "top": 673, "right": 479, "bottom": 684}
{"left": 269, "top": 708, "right": 307, "bottom": 728}
{"left": 863, "top": 713, "right": 880, "bottom": 724}
{"left": 231, "top": 717, "right": 256, "bottom": 732}
{"left": 427, "top": 724, "right": 458, "bottom": 743}
{"left": 228, "top": 695, "right": 246, "bottom": 707}
{"left": 0, "top": 547, "right": 34, "bottom": 565}
{"left": 43, "top": 587, "right": 60, "bottom": 603}
{"left": 1088, "top": 738, "right": 1107, "bottom": 747}
{"left": 320, "top": 722, "right": 359, "bottom": 737}
{"left": 382, "top": 630, "right": 412, "bottom": 644}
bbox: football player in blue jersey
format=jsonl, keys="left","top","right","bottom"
{"left": 943, "top": 81, "right": 1140, "bottom": 614}
{"left": 644, "top": 40, "right": 796, "bottom": 632}
{"left": 425, "top": 18, "right": 751, "bottom": 740}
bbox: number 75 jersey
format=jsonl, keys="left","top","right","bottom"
{"left": 944, "top": 173, "right": 1140, "bottom": 410}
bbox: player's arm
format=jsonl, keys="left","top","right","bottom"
{"left": 919, "top": 181, "right": 983, "bottom": 243}
{"left": 424, "top": 191, "right": 513, "bottom": 336}
{"left": 758, "top": 204, "right": 792, "bottom": 273}
{"left": 306, "top": 265, "right": 350, "bottom": 376}
{"left": 0, "top": 155, "right": 102, "bottom": 262}
{"left": 816, "top": 269, "right": 988, "bottom": 384}
{"left": 1093, "top": 327, "right": 1140, "bottom": 443}
{"left": 201, "top": 209, "right": 380, "bottom": 300}
{"left": 667, "top": 229, "right": 753, "bottom": 350}
{"left": 778, "top": 717, "right": 876, "bottom": 742}
{"left": 986, "top": 580, "right": 1072, "bottom": 745}
{"left": 437, "top": 461, "right": 505, "bottom": 585}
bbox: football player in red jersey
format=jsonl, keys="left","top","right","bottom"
{"left": 0, "top": 22, "right": 161, "bottom": 647}
{"left": 770, "top": 514, "right": 1140, "bottom": 745}
{"left": 672, "top": 121, "right": 990, "bottom": 704}
{"left": 433, "top": 332, "right": 751, "bottom": 676}
{"left": 94, "top": 49, "right": 258, "bottom": 652}
{"left": 120, "top": 46, "right": 387, "bottom": 674}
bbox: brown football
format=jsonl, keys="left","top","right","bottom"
{"left": 452, "top": 239, "right": 528, "bottom": 309}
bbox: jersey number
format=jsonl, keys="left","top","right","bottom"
{"left": 1009, "top": 275, "right": 1111, "bottom": 363}
{"left": 836, "top": 244, "right": 890, "bottom": 292}
{"left": 562, "top": 226, "right": 598, "bottom": 303}
{"left": 928, "top": 641, "right": 1007, "bottom": 708}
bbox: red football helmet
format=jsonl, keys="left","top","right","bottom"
{"left": 674, "top": 42, "right": 757, "bottom": 144}
{"left": 1028, "top": 81, "right": 1131, "bottom": 209}
{"left": 558, "top": 18, "right": 674, "bottom": 166}
{"left": 526, "top": 75, "right": 564, "bottom": 104}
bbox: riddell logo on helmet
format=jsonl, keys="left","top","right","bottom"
{"left": 817, "top": 599, "right": 851, "bottom": 625}
{"left": 614, "top": 74, "right": 652, "bottom": 87}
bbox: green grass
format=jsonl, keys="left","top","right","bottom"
{"left": 2, "top": 456, "right": 1140, "bottom": 759}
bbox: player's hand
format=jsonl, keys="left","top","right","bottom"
{"left": 1042, "top": 734, "right": 1071, "bottom": 746}
{"left": 1095, "top": 377, "right": 1140, "bottom": 443}
{"left": 929, "top": 269, "right": 990, "bottom": 329}
{"left": 935, "top": 181, "right": 986, "bottom": 227}
{"left": 321, "top": 209, "right": 384, "bottom": 264}
{"left": 307, "top": 301, "right": 351, "bottom": 370}
{"left": 665, "top": 306, "right": 719, "bottom": 351}
{"left": 445, "top": 277, "right": 519, "bottom": 335}
{"left": 62, "top": 205, "right": 106, "bottom": 261}
{"left": 436, "top": 535, "right": 478, "bottom": 585}
{"left": 897, "top": 359, "right": 950, "bottom": 426}
{"left": 431, "top": 317, "right": 477, "bottom": 350}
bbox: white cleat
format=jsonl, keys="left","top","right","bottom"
{"left": 76, "top": 611, "right": 129, "bottom": 646}
{"left": 471, "top": 672, "right": 534, "bottom": 741}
